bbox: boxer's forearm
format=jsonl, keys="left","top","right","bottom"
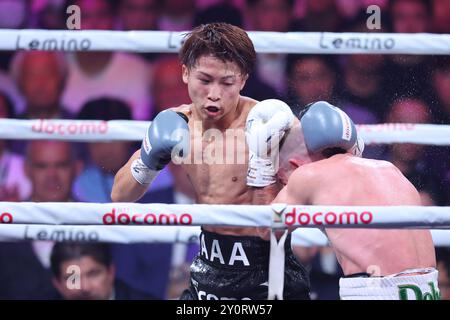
{"left": 111, "top": 150, "right": 149, "bottom": 202}
{"left": 250, "top": 183, "right": 282, "bottom": 205}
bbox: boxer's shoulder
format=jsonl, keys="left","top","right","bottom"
{"left": 170, "top": 104, "right": 193, "bottom": 119}
{"left": 240, "top": 96, "right": 259, "bottom": 111}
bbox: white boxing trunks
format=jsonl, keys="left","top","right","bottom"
{"left": 339, "top": 268, "right": 440, "bottom": 300}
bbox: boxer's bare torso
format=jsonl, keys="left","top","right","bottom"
{"left": 173, "top": 97, "right": 280, "bottom": 237}
{"left": 273, "top": 154, "right": 435, "bottom": 276}
{"left": 112, "top": 55, "right": 280, "bottom": 238}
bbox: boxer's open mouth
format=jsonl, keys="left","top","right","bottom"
{"left": 205, "top": 106, "right": 220, "bottom": 115}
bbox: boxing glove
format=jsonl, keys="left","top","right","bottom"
{"left": 246, "top": 99, "right": 295, "bottom": 187}
{"left": 299, "top": 101, "right": 364, "bottom": 157}
{"left": 131, "top": 110, "right": 190, "bottom": 185}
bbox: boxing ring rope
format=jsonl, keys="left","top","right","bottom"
{"left": 0, "top": 202, "right": 449, "bottom": 228}
{"left": 1, "top": 30, "right": 450, "bottom": 54}
{"left": 0, "top": 119, "right": 449, "bottom": 145}
{"left": 0, "top": 203, "right": 449, "bottom": 246}
{"left": 3, "top": 223, "right": 450, "bottom": 247}
{"left": 0, "top": 30, "right": 447, "bottom": 251}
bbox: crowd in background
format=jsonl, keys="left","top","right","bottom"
{"left": 0, "top": 0, "right": 449, "bottom": 300}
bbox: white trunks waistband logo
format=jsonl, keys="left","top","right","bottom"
{"left": 398, "top": 282, "right": 440, "bottom": 300}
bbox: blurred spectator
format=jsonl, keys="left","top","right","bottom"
{"left": 298, "top": 0, "right": 343, "bottom": 31}
{"left": 9, "top": 51, "right": 71, "bottom": 155}
{"left": 245, "top": 0, "right": 298, "bottom": 96}
{"left": 0, "top": 91, "right": 31, "bottom": 201}
{"left": 429, "top": 57, "right": 450, "bottom": 205}
{"left": 0, "top": 140, "right": 79, "bottom": 299}
{"left": 335, "top": 0, "right": 388, "bottom": 22}
{"left": 194, "top": 1, "right": 243, "bottom": 27}
{"left": 431, "top": 56, "right": 450, "bottom": 124}
{"left": 51, "top": 242, "right": 155, "bottom": 299}
{"left": 118, "top": 0, "right": 162, "bottom": 62}
{"left": 436, "top": 248, "right": 450, "bottom": 300}
{"left": 335, "top": 13, "right": 388, "bottom": 159}
{"left": 10, "top": 51, "right": 70, "bottom": 119}
{"left": 286, "top": 55, "right": 337, "bottom": 112}
{"left": 74, "top": 97, "right": 172, "bottom": 202}
{"left": 0, "top": 0, "right": 31, "bottom": 29}
{"left": 152, "top": 55, "right": 190, "bottom": 116}
{"left": 337, "top": 13, "right": 388, "bottom": 121}
{"left": 62, "top": 0, "right": 153, "bottom": 120}
{"left": 385, "top": 98, "right": 445, "bottom": 205}
{"left": 67, "top": 0, "right": 118, "bottom": 30}
{"left": 384, "top": 0, "right": 433, "bottom": 103}
{"left": 74, "top": 97, "right": 173, "bottom": 299}
{"left": 158, "top": 0, "right": 196, "bottom": 31}
{"left": 245, "top": 0, "right": 296, "bottom": 32}
{"left": 432, "top": 0, "right": 450, "bottom": 33}
{"left": 119, "top": 0, "right": 161, "bottom": 30}
{"left": 25, "top": 140, "right": 80, "bottom": 202}
{"left": 389, "top": 0, "right": 431, "bottom": 33}
{"left": 34, "top": 0, "right": 67, "bottom": 29}
{"left": 0, "top": 69, "right": 24, "bottom": 114}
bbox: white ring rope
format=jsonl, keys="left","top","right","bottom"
{"left": 0, "top": 224, "right": 201, "bottom": 244}
{"left": 0, "top": 202, "right": 449, "bottom": 228}
{"left": 1, "top": 29, "right": 448, "bottom": 256}
{"left": 1, "top": 223, "right": 450, "bottom": 247}
{"left": 1, "top": 30, "right": 450, "bottom": 54}
{"left": 0, "top": 119, "right": 449, "bottom": 145}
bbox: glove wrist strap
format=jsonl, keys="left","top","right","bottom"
{"left": 247, "top": 151, "right": 276, "bottom": 187}
{"left": 130, "top": 158, "right": 160, "bottom": 185}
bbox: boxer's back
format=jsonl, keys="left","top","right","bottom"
{"left": 288, "top": 153, "right": 435, "bottom": 276}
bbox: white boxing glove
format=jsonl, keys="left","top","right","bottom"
{"left": 246, "top": 99, "right": 295, "bottom": 187}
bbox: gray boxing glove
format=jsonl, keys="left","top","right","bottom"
{"left": 299, "top": 101, "right": 364, "bottom": 157}
{"left": 131, "top": 110, "right": 189, "bottom": 185}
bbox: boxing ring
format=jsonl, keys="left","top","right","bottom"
{"left": 0, "top": 29, "right": 449, "bottom": 299}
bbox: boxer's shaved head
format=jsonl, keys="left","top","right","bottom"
{"left": 277, "top": 118, "right": 310, "bottom": 185}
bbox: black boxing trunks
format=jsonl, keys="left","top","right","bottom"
{"left": 180, "top": 230, "right": 310, "bottom": 300}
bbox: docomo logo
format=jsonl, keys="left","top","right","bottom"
{"left": 102, "top": 208, "right": 192, "bottom": 225}
{"left": 0, "top": 212, "right": 13, "bottom": 224}
{"left": 31, "top": 119, "right": 108, "bottom": 135}
{"left": 284, "top": 208, "right": 373, "bottom": 226}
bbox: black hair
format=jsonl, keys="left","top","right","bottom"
{"left": 286, "top": 54, "right": 338, "bottom": 79}
{"left": 50, "top": 242, "right": 112, "bottom": 278}
{"left": 180, "top": 22, "right": 256, "bottom": 75}
{"left": 77, "top": 97, "right": 132, "bottom": 120}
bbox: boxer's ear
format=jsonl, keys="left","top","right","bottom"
{"left": 239, "top": 73, "right": 249, "bottom": 91}
{"left": 289, "top": 158, "right": 301, "bottom": 169}
{"left": 182, "top": 65, "right": 189, "bottom": 84}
